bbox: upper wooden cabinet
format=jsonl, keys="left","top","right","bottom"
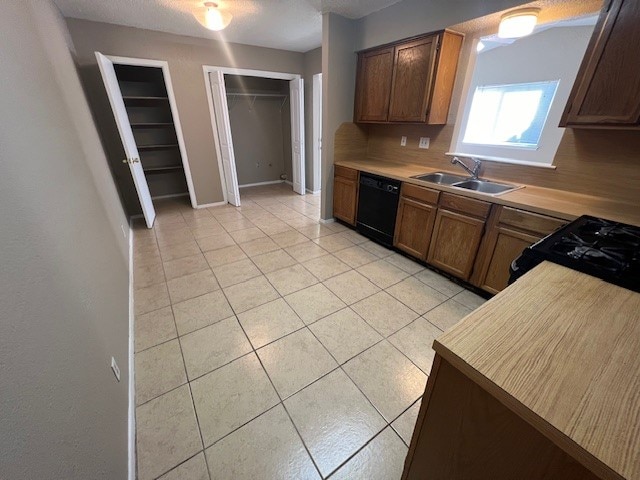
{"left": 354, "top": 30, "right": 464, "bottom": 125}
{"left": 332, "top": 166, "right": 359, "bottom": 225}
{"left": 560, "top": 0, "right": 640, "bottom": 128}
{"left": 472, "top": 206, "right": 566, "bottom": 294}
{"left": 355, "top": 47, "right": 395, "bottom": 122}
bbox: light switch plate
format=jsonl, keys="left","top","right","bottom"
{"left": 419, "top": 137, "right": 430, "bottom": 149}
{"left": 400, "top": 136, "right": 407, "bottom": 146}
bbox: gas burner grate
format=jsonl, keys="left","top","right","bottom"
{"left": 510, "top": 215, "right": 640, "bottom": 293}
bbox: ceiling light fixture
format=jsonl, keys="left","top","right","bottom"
{"left": 498, "top": 8, "right": 539, "bottom": 39}
{"left": 203, "top": 2, "right": 232, "bottom": 31}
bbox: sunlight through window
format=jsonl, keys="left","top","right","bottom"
{"left": 462, "top": 81, "right": 559, "bottom": 149}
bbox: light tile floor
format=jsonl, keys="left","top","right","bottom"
{"left": 132, "top": 183, "right": 487, "bottom": 480}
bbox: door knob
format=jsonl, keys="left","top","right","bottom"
{"left": 122, "top": 159, "right": 128, "bottom": 164}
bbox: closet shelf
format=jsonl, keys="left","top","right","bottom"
{"left": 143, "top": 165, "right": 184, "bottom": 174}
{"left": 137, "top": 144, "right": 179, "bottom": 150}
{"left": 123, "top": 95, "right": 169, "bottom": 100}
{"left": 131, "top": 122, "right": 174, "bottom": 128}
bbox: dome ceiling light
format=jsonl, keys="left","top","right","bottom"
{"left": 203, "top": 2, "right": 232, "bottom": 31}
{"left": 498, "top": 8, "right": 540, "bottom": 39}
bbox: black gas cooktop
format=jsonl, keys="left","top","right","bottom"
{"left": 510, "top": 215, "right": 640, "bottom": 293}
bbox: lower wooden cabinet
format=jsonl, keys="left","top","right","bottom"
{"left": 472, "top": 206, "right": 566, "bottom": 293}
{"left": 426, "top": 193, "right": 491, "bottom": 281}
{"left": 427, "top": 209, "right": 486, "bottom": 280}
{"left": 332, "top": 166, "right": 359, "bottom": 225}
{"left": 394, "top": 183, "right": 439, "bottom": 260}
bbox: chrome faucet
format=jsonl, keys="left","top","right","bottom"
{"left": 451, "top": 156, "right": 482, "bottom": 179}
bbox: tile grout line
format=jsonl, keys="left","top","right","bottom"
{"left": 202, "top": 226, "right": 326, "bottom": 480}
{"left": 134, "top": 188, "right": 484, "bottom": 479}
{"left": 160, "top": 235, "right": 213, "bottom": 480}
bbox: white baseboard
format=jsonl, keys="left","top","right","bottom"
{"left": 306, "top": 188, "right": 321, "bottom": 195}
{"left": 238, "top": 180, "right": 285, "bottom": 188}
{"left": 284, "top": 180, "right": 293, "bottom": 186}
{"left": 196, "top": 200, "right": 227, "bottom": 209}
{"left": 127, "top": 221, "right": 136, "bottom": 480}
{"left": 130, "top": 214, "right": 143, "bottom": 220}
{"left": 319, "top": 217, "right": 336, "bottom": 224}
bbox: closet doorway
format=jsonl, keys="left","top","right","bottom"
{"left": 204, "top": 67, "right": 305, "bottom": 206}
{"left": 96, "top": 53, "right": 196, "bottom": 228}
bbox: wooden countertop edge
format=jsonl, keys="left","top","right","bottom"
{"left": 334, "top": 159, "right": 639, "bottom": 226}
{"left": 432, "top": 340, "right": 625, "bottom": 480}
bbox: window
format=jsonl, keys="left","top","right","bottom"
{"left": 462, "top": 81, "right": 559, "bottom": 149}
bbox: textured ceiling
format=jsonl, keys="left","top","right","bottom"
{"left": 450, "top": 0, "right": 603, "bottom": 37}
{"left": 52, "top": 0, "right": 404, "bottom": 52}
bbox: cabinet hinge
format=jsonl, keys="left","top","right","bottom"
{"left": 436, "top": 41, "right": 441, "bottom": 51}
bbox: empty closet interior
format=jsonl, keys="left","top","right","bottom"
{"left": 115, "top": 64, "right": 189, "bottom": 199}
{"left": 224, "top": 75, "right": 292, "bottom": 189}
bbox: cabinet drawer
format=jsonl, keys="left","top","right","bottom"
{"left": 439, "top": 193, "right": 491, "bottom": 219}
{"left": 335, "top": 165, "right": 359, "bottom": 180}
{"left": 401, "top": 183, "right": 440, "bottom": 204}
{"left": 499, "top": 207, "right": 566, "bottom": 236}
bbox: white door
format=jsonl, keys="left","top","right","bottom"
{"left": 209, "top": 71, "right": 241, "bottom": 206}
{"left": 95, "top": 53, "right": 156, "bottom": 228}
{"left": 289, "top": 78, "right": 305, "bottom": 195}
{"left": 312, "top": 74, "right": 322, "bottom": 193}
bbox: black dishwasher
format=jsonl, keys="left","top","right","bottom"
{"left": 356, "top": 173, "right": 401, "bottom": 247}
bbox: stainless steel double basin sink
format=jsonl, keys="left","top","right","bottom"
{"left": 412, "top": 172, "right": 520, "bottom": 195}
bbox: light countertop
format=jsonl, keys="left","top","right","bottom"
{"left": 435, "top": 262, "right": 640, "bottom": 480}
{"left": 335, "top": 159, "right": 640, "bottom": 226}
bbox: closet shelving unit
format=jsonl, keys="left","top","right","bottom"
{"left": 114, "top": 64, "right": 188, "bottom": 198}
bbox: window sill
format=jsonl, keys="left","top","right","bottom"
{"left": 445, "top": 152, "right": 557, "bottom": 170}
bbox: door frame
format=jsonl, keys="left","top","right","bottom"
{"left": 312, "top": 73, "right": 323, "bottom": 194}
{"left": 203, "top": 66, "right": 305, "bottom": 205}
{"left": 107, "top": 55, "right": 197, "bottom": 208}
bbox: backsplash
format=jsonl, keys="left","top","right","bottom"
{"left": 335, "top": 122, "right": 640, "bottom": 206}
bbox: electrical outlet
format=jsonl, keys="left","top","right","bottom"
{"left": 400, "top": 136, "right": 407, "bottom": 146}
{"left": 419, "top": 137, "right": 430, "bottom": 149}
{"left": 111, "top": 357, "right": 121, "bottom": 382}
{"left": 120, "top": 224, "right": 127, "bottom": 239}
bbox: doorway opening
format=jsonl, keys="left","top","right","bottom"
{"left": 204, "top": 66, "right": 305, "bottom": 206}
{"left": 96, "top": 53, "right": 196, "bottom": 228}
{"left": 311, "top": 72, "right": 323, "bottom": 195}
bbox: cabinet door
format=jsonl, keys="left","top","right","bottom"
{"left": 479, "top": 227, "right": 540, "bottom": 294}
{"left": 333, "top": 176, "right": 358, "bottom": 225}
{"left": 355, "top": 47, "right": 395, "bottom": 122}
{"left": 388, "top": 36, "right": 438, "bottom": 122}
{"left": 427, "top": 210, "right": 485, "bottom": 280}
{"left": 561, "top": 0, "right": 640, "bottom": 126}
{"left": 394, "top": 197, "right": 437, "bottom": 260}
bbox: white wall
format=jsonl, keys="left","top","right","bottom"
{"left": 451, "top": 26, "right": 594, "bottom": 165}
{"left": 0, "top": 2, "right": 130, "bottom": 478}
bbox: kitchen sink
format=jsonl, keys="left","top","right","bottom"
{"left": 453, "top": 179, "right": 518, "bottom": 195}
{"left": 412, "top": 172, "right": 467, "bottom": 185}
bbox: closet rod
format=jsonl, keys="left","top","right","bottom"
{"left": 226, "top": 92, "right": 289, "bottom": 111}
